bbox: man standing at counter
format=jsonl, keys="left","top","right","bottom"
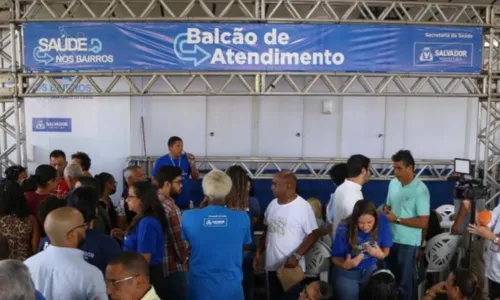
{"left": 153, "top": 136, "right": 200, "bottom": 210}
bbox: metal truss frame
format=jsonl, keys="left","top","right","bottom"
{"left": 127, "top": 156, "right": 455, "bottom": 181}
{"left": 19, "top": 72, "right": 488, "bottom": 97}
{"left": 13, "top": 0, "right": 492, "bottom": 24}
{"left": 0, "top": 0, "right": 497, "bottom": 199}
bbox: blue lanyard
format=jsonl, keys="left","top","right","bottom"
{"left": 169, "top": 154, "right": 181, "bottom": 168}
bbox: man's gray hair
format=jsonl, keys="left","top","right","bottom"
{"left": 64, "top": 163, "right": 83, "bottom": 179}
{"left": 124, "top": 165, "right": 141, "bottom": 180}
{"left": 0, "top": 259, "right": 36, "bottom": 299}
{"left": 202, "top": 170, "right": 232, "bottom": 200}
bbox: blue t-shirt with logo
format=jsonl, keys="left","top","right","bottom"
{"left": 182, "top": 205, "right": 252, "bottom": 300}
{"left": 331, "top": 213, "right": 393, "bottom": 271}
{"left": 38, "top": 229, "right": 121, "bottom": 274}
{"left": 123, "top": 216, "right": 164, "bottom": 265}
{"left": 153, "top": 154, "right": 192, "bottom": 209}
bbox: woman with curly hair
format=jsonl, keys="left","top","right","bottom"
{"left": 0, "top": 180, "right": 40, "bottom": 260}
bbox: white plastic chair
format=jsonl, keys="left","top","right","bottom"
{"left": 425, "top": 232, "right": 460, "bottom": 273}
{"left": 305, "top": 240, "right": 331, "bottom": 282}
{"left": 418, "top": 232, "right": 460, "bottom": 299}
{"left": 436, "top": 204, "right": 455, "bottom": 223}
{"left": 436, "top": 204, "right": 455, "bottom": 231}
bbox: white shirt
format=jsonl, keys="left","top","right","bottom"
{"left": 25, "top": 245, "right": 107, "bottom": 300}
{"left": 331, "top": 180, "right": 363, "bottom": 242}
{"left": 264, "top": 195, "right": 318, "bottom": 272}
{"left": 486, "top": 203, "right": 500, "bottom": 283}
{"left": 141, "top": 286, "right": 161, "bottom": 300}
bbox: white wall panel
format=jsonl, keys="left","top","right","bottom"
{"left": 405, "top": 97, "right": 469, "bottom": 160}
{"left": 131, "top": 77, "right": 207, "bottom": 157}
{"left": 25, "top": 78, "right": 130, "bottom": 203}
{"left": 258, "top": 96, "right": 304, "bottom": 157}
{"left": 302, "top": 97, "right": 342, "bottom": 158}
{"left": 341, "top": 97, "right": 386, "bottom": 158}
{"left": 206, "top": 96, "right": 253, "bottom": 156}
{"left": 257, "top": 76, "right": 305, "bottom": 157}
{"left": 128, "top": 77, "right": 480, "bottom": 160}
{"left": 383, "top": 97, "right": 407, "bottom": 158}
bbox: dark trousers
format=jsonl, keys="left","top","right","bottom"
{"left": 267, "top": 271, "right": 303, "bottom": 300}
{"left": 243, "top": 258, "right": 254, "bottom": 300}
{"left": 164, "top": 271, "right": 187, "bottom": 300}
{"left": 489, "top": 279, "right": 500, "bottom": 300}
{"left": 150, "top": 264, "right": 168, "bottom": 300}
{"left": 386, "top": 243, "right": 419, "bottom": 300}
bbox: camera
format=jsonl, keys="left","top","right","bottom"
{"left": 453, "top": 177, "right": 488, "bottom": 201}
{"left": 452, "top": 158, "right": 488, "bottom": 201}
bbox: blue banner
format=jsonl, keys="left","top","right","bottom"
{"left": 23, "top": 23, "right": 483, "bottom": 73}
{"left": 32, "top": 118, "right": 72, "bottom": 132}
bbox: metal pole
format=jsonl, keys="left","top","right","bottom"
{"left": 484, "top": 29, "right": 495, "bottom": 186}
{"left": 18, "top": 23, "right": 27, "bottom": 168}
{"left": 9, "top": 22, "right": 20, "bottom": 166}
{"left": 475, "top": 99, "right": 483, "bottom": 179}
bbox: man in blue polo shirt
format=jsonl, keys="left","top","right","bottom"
{"left": 153, "top": 136, "right": 200, "bottom": 210}
{"left": 384, "top": 150, "right": 430, "bottom": 300}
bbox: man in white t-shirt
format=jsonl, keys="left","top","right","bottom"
{"left": 254, "top": 171, "right": 318, "bottom": 300}
{"left": 331, "top": 154, "right": 371, "bottom": 242}
{"left": 325, "top": 163, "right": 348, "bottom": 225}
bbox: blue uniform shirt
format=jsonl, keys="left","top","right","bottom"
{"left": 38, "top": 229, "right": 121, "bottom": 274}
{"left": 35, "top": 290, "right": 45, "bottom": 300}
{"left": 331, "top": 213, "right": 393, "bottom": 271}
{"left": 123, "top": 216, "right": 164, "bottom": 265}
{"left": 182, "top": 205, "right": 252, "bottom": 300}
{"left": 153, "top": 154, "right": 192, "bottom": 209}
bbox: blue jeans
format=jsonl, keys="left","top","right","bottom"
{"left": 334, "top": 264, "right": 376, "bottom": 300}
{"left": 386, "top": 243, "right": 418, "bottom": 300}
{"left": 164, "top": 271, "right": 187, "bottom": 300}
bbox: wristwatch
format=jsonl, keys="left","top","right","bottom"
{"left": 292, "top": 252, "right": 302, "bottom": 261}
{"left": 396, "top": 218, "right": 401, "bottom": 224}
{"left": 494, "top": 237, "right": 499, "bottom": 245}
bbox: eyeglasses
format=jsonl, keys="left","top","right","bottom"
{"left": 67, "top": 223, "right": 88, "bottom": 234}
{"left": 105, "top": 275, "right": 138, "bottom": 288}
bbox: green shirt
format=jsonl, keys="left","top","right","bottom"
{"left": 386, "top": 177, "right": 430, "bottom": 246}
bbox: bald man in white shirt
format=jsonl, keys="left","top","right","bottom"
{"left": 25, "top": 207, "right": 107, "bottom": 300}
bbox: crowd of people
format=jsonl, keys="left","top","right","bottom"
{"left": 0, "top": 135, "right": 491, "bottom": 300}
